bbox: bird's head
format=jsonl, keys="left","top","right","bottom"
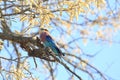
{"left": 40, "top": 28, "right": 48, "bottom": 31}
{"left": 39, "top": 28, "right": 48, "bottom": 34}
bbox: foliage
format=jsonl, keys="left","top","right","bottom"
{"left": 0, "top": 0, "right": 120, "bottom": 80}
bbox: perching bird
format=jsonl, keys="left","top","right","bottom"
{"left": 40, "top": 28, "right": 65, "bottom": 56}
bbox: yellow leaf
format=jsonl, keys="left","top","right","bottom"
{"left": 69, "top": 10, "right": 74, "bottom": 21}
{"left": 14, "top": 7, "right": 21, "bottom": 12}
{"left": 60, "top": 10, "right": 63, "bottom": 16}
{"left": 44, "top": 15, "right": 50, "bottom": 24}
{"left": 29, "top": 17, "right": 33, "bottom": 23}
{"left": 72, "top": 48, "right": 81, "bottom": 54}
{"left": 80, "top": 30, "right": 89, "bottom": 35}
{"left": 83, "top": 39, "right": 88, "bottom": 46}
{"left": 63, "top": 1, "right": 73, "bottom": 5}
{"left": 0, "top": 45, "right": 3, "bottom": 50}
{"left": 75, "top": 8, "right": 79, "bottom": 21}
{"left": 0, "top": 40, "right": 3, "bottom": 45}
{"left": 95, "top": 0, "right": 106, "bottom": 8}
{"left": 26, "top": 0, "right": 32, "bottom": 8}
{"left": 81, "top": 60, "right": 88, "bottom": 70}
{"left": 96, "top": 30, "right": 104, "bottom": 39}
{"left": 20, "top": 16, "right": 28, "bottom": 21}
{"left": 30, "top": 0, "right": 39, "bottom": 7}
{"left": 34, "top": 20, "right": 39, "bottom": 25}
{"left": 15, "top": 30, "right": 20, "bottom": 35}
{"left": 49, "top": 13, "right": 54, "bottom": 18}
{"left": 62, "top": 21, "right": 71, "bottom": 28}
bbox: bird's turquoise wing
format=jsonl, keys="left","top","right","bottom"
{"left": 44, "top": 35, "right": 64, "bottom": 56}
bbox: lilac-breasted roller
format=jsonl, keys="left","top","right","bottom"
{"left": 40, "top": 28, "right": 65, "bottom": 56}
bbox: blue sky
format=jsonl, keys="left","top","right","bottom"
{"left": 0, "top": 0, "right": 120, "bottom": 80}
{"left": 81, "top": 38, "right": 120, "bottom": 80}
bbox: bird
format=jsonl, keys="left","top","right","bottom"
{"left": 39, "top": 28, "right": 65, "bottom": 57}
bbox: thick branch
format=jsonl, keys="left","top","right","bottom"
{"left": 0, "top": 32, "right": 56, "bottom": 62}
{"left": 0, "top": 32, "right": 36, "bottom": 44}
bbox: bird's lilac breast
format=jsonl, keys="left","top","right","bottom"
{"left": 40, "top": 32, "right": 47, "bottom": 42}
